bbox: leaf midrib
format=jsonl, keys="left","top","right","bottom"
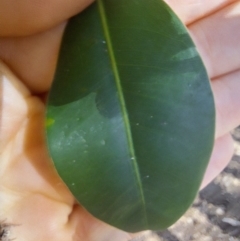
{"left": 97, "top": 0, "right": 148, "bottom": 228}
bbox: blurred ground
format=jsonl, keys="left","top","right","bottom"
{"left": 131, "top": 127, "right": 240, "bottom": 241}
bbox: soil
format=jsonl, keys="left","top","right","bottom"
{"left": 131, "top": 127, "right": 240, "bottom": 241}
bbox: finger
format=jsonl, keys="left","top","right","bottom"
{"left": 0, "top": 23, "right": 65, "bottom": 93}
{"left": 200, "top": 133, "right": 234, "bottom": 189}
{"left": 212, "top": 69, "right": 240, "bottom": 139}
{"left": 189, "top": 1, "right": 240, "bottom": 78}
{"left": 0, "top": 0, "right": 94, "bottom": 37}
{"left": 165, "top": 0, "right": 236, "bottom": 24}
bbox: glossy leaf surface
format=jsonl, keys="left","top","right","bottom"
{"left": 46, "top": 0, "right": 215, "bottom": 232}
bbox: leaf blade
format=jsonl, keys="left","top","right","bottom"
{"left": 46, "top": 0, "right": 215, "bottom": 232}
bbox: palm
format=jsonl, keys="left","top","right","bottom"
{"left": 1, "top": 1, "right": 239, "bottom": 240}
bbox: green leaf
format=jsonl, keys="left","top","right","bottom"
{"left": 46, "top": 0, "right": 215, "bottom": 232}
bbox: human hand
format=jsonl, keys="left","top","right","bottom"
{"left": 0, "top": 0, "right": 239, "bottom": 240}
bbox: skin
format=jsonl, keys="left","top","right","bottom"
{"left": 0, "top": 0, "right": 240, "bottom": 240}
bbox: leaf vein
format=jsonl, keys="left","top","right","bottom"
{"left": 98, "top": 0, "right": 148, "bottom": 228}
